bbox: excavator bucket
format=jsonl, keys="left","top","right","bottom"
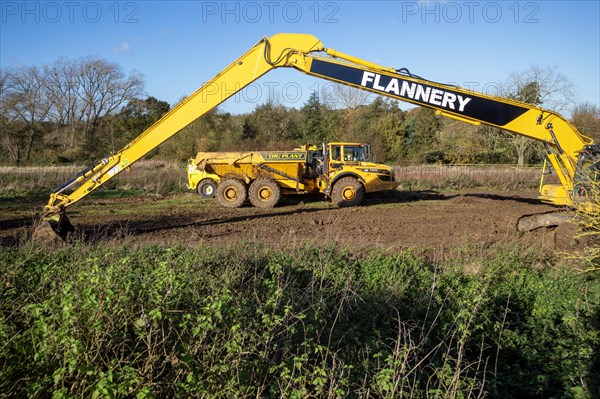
{"left": 32, "top": 212, "right": 75, "bottom": 245}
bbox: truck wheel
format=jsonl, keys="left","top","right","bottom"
{"left": 216, "top": 179, "right": 247, "bottom": 208}
{"left": 197, "top": 179, "right": 217, "bottom": 198}
{"left": 332, "top": 177, "right": 365, "bottom": 207}
{"left": 249, "top": 178, "right": 281, "bottom": 208}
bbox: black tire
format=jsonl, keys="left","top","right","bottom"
{"left": 331, "top": 177, "right": 365, "bottom": 207}
{"left": 196, "top": 179, "right": 217, "bottom": 198}
{"left": 216, "top": 179, "right": 247, "bottom": 208}
{"left": 249, "top": 178, "right": 281, "bottom": 208}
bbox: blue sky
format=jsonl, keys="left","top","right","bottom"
{"left": 1, "top": 1, "right": 599, "bottom": 115}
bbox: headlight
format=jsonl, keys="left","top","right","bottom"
{"left": 358, "top": 168, "right": 391, "bottom": 175}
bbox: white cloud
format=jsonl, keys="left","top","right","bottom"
{"left": 114, "top": 41, "right": 131, "bottom": 54}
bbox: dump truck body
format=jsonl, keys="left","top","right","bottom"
{"left": 194, "top": 150, "right": 315, "bottom": 193}
{"left": 188, "top": 143, "right": 396, "bottom": 207}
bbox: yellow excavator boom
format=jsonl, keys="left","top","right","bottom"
{"left": 44, "top": 34, "right": 324, "bottom": 215}
{"left": 43, "top": 33, "right": 596, "bottom": 220}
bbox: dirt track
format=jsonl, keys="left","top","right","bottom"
{"left": 0, "top": 189, "right": 580, "bottom": 253}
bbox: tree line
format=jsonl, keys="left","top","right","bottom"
{"left": 2, "top": 58, "right": 599, "bottom": 165}
{"left": 0, "top": 57, "right": 144, "bottom": 164}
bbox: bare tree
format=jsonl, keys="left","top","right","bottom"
{"left": 75, "top": 57, "right": 144, "bottom": 151}
{"left": 320, "top": 82, "right": 373, "bottom": 137}
{"left": 0, "top": 69, "right": 22, "bottom": 163}
{"left": 321, "top": 82, "right": 372, "bottom": 110}
{"left": 571, "top": 102, "right": 600, "bottom": 141}
{"left": 0, "top": 57, "right": 145, "bottom": 163}
{"left": 45, "top": 58, "right": 82, "bottom": 149}
{"left": 498, "top": 65, "right": 577, "bottom": 166}
{"left": 502, "top": 65, "right": 576, "bottom": 112}
{"left": 2, "top": 66, "right": 53, "bottom": 162}
{"left": 44, "top": 57, "right": 144, "bottom": 153}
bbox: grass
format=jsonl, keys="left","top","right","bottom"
{"left": 0, "top": 160, "right": 187, "bottom": 198}
{"left": 0, "top": 242, "right": 598, "bottom": 398}
{"left": 2, "top": 162, "right": 597, "bottom": 398}
{"left": 0, "top": 162, "right": 547, "bottom": 199}
{"left": 86, "top": 189, "right": 147, "bottom": 199}
{"left": 393, "top": 164, "right": 552, "bottom": 191}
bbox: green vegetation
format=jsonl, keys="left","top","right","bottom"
{"left": 3, "top": 58, "right": 599, "bottom": 167}
{"left": 570, "top": 167, "right": 600, "bottom": 272}
{"left": 0, "top": 160, "right": 186, "bottom": 198}
{"left": 2, "top": 57, "right": 598, "bottom": 399}
{"left": 0, "top": 162, "right": 545, "bottom": 202}
{"left": 393, "top": 164, "right": 545, "bottom": 191}
{"left": 1, "top": 243, "right": 598, "bottom": 398}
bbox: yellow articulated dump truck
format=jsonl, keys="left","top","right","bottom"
{"left": 187, "top": 142, "right": 396, "bottom": 208}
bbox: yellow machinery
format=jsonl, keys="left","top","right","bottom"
{"left": 188, "top": 143, "right": 395, "bottom": 208}
{"left": 38, "top": 33, "right": 597, "bottom": 237}
{"left": 187, "top": 163, "right": 219, "bottom": 199}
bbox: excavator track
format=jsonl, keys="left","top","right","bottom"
{"left": 516, "top": 211, "right": 573, "bottom": 233}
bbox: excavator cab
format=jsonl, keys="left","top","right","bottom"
{"left": 573, "top": 143, "right": 600, "bottom": 202}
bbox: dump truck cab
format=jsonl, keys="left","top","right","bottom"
{"left": 329, "top": 142, "right": 370, "bottom": 162}
{"left": 320, "top": 143, "right": 395, "bottom": 203}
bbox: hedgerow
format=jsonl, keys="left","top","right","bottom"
{"left": 1, "top": 242, "right": 598, "bottom": 398}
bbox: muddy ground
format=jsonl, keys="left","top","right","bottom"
{"left": 0, "top": 188, "right": 582, "bottom": 254}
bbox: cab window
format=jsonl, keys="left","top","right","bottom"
{"left": 343, "top": 146, "right": 366, "bottom": 162}
{"left": 330, "top": 145, "right": 341, "bottom": 161}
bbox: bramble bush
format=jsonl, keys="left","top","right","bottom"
{"left": 1, "top": 242, "right": 598, "bottom": 398}
{"left": 570, "top": 172, "right": 600, "bottom": 272}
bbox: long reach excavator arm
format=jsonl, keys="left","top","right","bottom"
{"left": 41, "top": 33, "right": 597, "bottom": 235}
